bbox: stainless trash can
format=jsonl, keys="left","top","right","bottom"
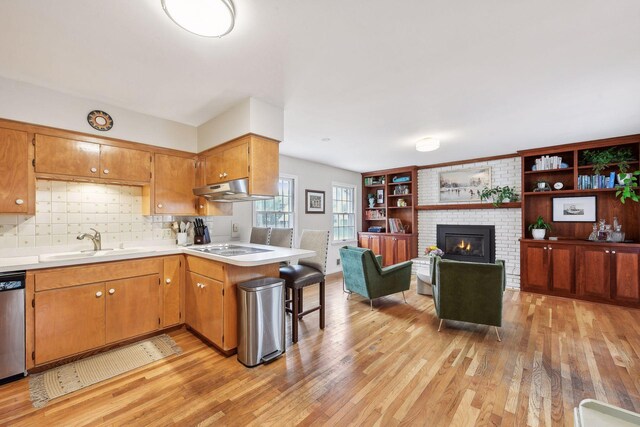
{"left": 237, "top": 277, "right": 285, "bottom": 367}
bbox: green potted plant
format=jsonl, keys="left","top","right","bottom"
{"left": 615, "top": 148, "right": 635, "bottom": 184}
{"left": 582, "top": 147, "right": 635, "bottom": 178}
{"left": 528, "top": 215, "right": 552, "bottom": 240}
{"left": 480, "top": 185, "right": 519, "bottom": 207}
{"left": 616, "top": 170, "right": 640, "bottom": 204}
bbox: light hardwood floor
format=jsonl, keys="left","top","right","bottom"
{"left": 1, "top": 275, "right": 640, "bottom": 426}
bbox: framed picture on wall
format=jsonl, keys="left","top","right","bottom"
{"left": 438, "top": 167, "right": 491, "bottom": 202}
{"left": 552, "top": 196, "right": 596, "bottom": 222}
{"left": 305, "top": 190, "right": 325, "bottom": 214}
{"left": 376, "top": 189, "right": 384, "bottom": 204}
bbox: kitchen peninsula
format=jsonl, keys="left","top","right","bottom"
{"left": 7, "top": 243, "right": 314, "bottom": 371}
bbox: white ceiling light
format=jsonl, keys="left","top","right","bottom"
{"left": 415, "top": 137, "right": 440, "bottom": 152}
{"left": 162, "top": 0, "right": 235, "bottom": 38}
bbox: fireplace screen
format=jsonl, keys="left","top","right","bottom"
{"left": 436, "top": 224, "right": 495, "bottom": 263}
{"left": 444, "top": 234, "right": 485, "bottom": 259}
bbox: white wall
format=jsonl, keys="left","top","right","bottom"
{"left": 197, "top": 98, "right": 284, "bottom": 152}
{"left": 232, "top": 155, "right": 361, "bottom": 275}
{"left": 417, "top": 157, "right": 522, "bottom": 288}
{"left": 0, "top": 77, "right": 197, "bottom": 152}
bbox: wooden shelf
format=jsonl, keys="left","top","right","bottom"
{"left": 416, "top": 202, "right": 522, "bottom": 210}
{"left": 388, "top": 193, "right": 413, "bottom": 197}
{"left": 364, "top": 184, "right": 385, "bottom": 188}
{"left": 577, "top": 161, "right": 639, "bottom": 171}
{"left": 388, "top": 206, "right": 412, "bottom": 209}
{"left": 388, "top": 181, "right": 412, "bottom": 185}
{"left": 364, "top": 218, "right": 387, "bottom": 221}
{"left": 365, "top": 207, "right": 386, "bottom": 210}
{"left": 523, "top": 188, "right": 621, "bottom": 196}
{"left": 524, "top": 168, "right": 573, "bottom": 175}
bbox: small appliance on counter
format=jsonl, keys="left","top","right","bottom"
{"left": 193, "top": 218, "right": 211, "bottom": 245}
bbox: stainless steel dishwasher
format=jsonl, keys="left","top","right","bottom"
{"left": 0, "top": 271, "right": 26, "bottom": 383}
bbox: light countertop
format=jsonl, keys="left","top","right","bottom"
{"left": 0, "top": 243, "right": 315, "bottom": 273}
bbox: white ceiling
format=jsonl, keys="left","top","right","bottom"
{"left": 0, "top": 0, "right": 639, "bottom": 172}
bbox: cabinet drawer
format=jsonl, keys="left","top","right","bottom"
{"left": 35, "top": 257, "right": 163, "bottom": 291}
{"left": 185, "top": 255, "right": 225, "bottom": 281}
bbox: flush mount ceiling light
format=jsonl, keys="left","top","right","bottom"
{"left": 415, "top": 137, "right": 441, "bottom": 152}
{"left": 161, "top": 0, "right": 235, "bottom": 38}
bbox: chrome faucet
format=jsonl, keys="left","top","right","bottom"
{"left": 77, "top": 228, "right": 102, "bottom": 251}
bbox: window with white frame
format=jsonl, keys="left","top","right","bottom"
{"left": 254, "top": 177, "right": 295, "bottom": 229}
{"left": 332, "top": 184, "right": 356, "bottom": 241}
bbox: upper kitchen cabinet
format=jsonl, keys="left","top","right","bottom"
{"left": 99, "top": 145, "right": 151, "bottom": 183}
{"left": 34, "top": 134, "right": 100, "bottom": 178}
{"left": 35, "top": 134, "right": 152, "bottom": 184}
{"left": 0, "top": 127, "right": 33, "bottom": 214}
{"left": 201, "top": 134, "right": 279, "bottom": 196}
{"left": 144, "top": 153, "right": 198, "bottom": 215}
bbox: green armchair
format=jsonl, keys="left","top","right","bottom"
{"left": 431, "top": 256, "right": 506, "bottom": 341}
{"left": 339, "top": 246, "right": 412, "bottom": 310}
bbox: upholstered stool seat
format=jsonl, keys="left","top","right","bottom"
{"left": 279, "top": 265, "right": 324, "bottom": 289}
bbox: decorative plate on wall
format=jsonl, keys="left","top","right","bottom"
{"left": 87, "top": 110, "right": 114, "bottom": 131}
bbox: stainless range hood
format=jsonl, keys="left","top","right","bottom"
{"left": 193, "top": 178, "right": 274, "bottom": 202}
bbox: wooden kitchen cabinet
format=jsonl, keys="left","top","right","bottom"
{"left": 162, "top": 256, "right": 183, "bottom": 327}
{"left": 35, "top": 134, "right": 151, "bottom": 184}
{"left": 359, "top": 233, "right": 382, "bottom": 256}
{"left": 34, "top": 282, "right": 106, "bottom": 365}
{"left": 186, "top": 271, "right": 224, "bottom": 348}
{"left": 549, "top": 245, "right": 575, "bottom": 294}
{"left": 35, "top": 134, "right": 100, "bottom": 178}
{"left": 145, "top": 153, "right": 197, "bottom": 215}
{"left": 105, "top": 274, "right": 161, "bottom": 344}
{"left": 200, "top": 134, "right": 279, "bottom": 196}
{"left": 521, "top": 242, "right": 549, "bottom": 291}
{"left": 99, "top": 145, "right": 151, "bottom": 182}
{"left": 382, "top": 235, "right": 411, "bottom": 266}
{"left": 0, "top": 127, "right": 32, "bottom": 213}
{"left": 31, "top": 256, "right": 181, "bottom": 366}
{"left": 611, "top": 248, "right": 640, "bottom": 303}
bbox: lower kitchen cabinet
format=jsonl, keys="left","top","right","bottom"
{"left": 31, "top": 257, "right": 180, "bottom": 366}
{"left": 35, "top": 282, "right": 106, "bottom": 365}
{"left": 359, "top": 233, "right": 382, "bottom": 256}
{"left": 611, "top": 248, "right": 640, "bottom": 303}
{"left": 105, "top": 274, "right": 161, "bottom": 344}
{"left": 521, "top": 242, "right": 575, "bottom": 294}
{"left": 186, "top": 271, "right": 224, "bottom": 348}
{"left": 576, "top": 246, "right": 611, "bottom": 300}
{"left": 358, "top": 233, "right": 414, "bottom": 267}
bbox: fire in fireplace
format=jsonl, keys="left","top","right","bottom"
{"left": 437, "top": 225, "right": 495, "bottom": 263}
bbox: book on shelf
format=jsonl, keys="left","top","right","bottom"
{"left": 388, "top": 218, "right": 404, "bottom": 233}
{"left": 534, "top": 155, "right": 563, "bottom": 171}
{"left": 578, "top": 173, "right": 617, "bottom": 190}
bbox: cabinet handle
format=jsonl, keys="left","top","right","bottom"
{"left": 108, "top": 288, "right": 115, "bottom": 295}
{"left": 548, "top": 247, "right": 553, "bottom": 251}
{"left": 96, "top": 291, "right": 103, "bottom": 298}
{"left": 197, "top": 283, "right": 205, "bottom": 289}
{"left": 15, "top": 199, "right": 24, "bottom": 205}
{"left": 605, "top": 250, "right": 610, "bottom": 254}
{"left": 157, "top": 203, "right": 163, "bottom": 209}
{"left": 223, "top": 172, "right": 228, "bottom": 177}
{"left": 165, "top": 278, "right": 171, "bottom": 284}
{"left": 103, "top": 169, "right": 110, "bottom": 174}
{"left": 543, "top": 247, "right": 547, "bottom": 250}
{"left": 90, "top": 167, "right": 97, "bottom": 173}
{"left": 219, "top": 173, "right": 223, "bottom": 178}
{"left": 612, "top": 251, "right": 616, "bottom": 254}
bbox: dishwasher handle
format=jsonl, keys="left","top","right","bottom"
{"left": 0, "top": 271, "right": 26, "bottom": 291}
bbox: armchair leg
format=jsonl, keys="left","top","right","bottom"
{"left": 438, "top": 319, "right": 444, "bottom": 332}
{"left": 402, "top": 291, "right": 407, "bottom": 303}
{"left": 494, "top": 326, "right": 502, "bottom": 342}
{"left": 370, "top": 299, "right": 373, "bottom": 311}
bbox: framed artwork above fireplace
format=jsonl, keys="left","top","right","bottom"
{"left": 438, "top": 167, "right": 491, "bottom": 202}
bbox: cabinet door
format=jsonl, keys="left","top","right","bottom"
{"left": 611, "top": 249, "right": 640, "bottom": 304}
{"left": 163, "top": 256, "right": 182, "bottom": 327}
{"left": 35, "top": 283, "right": 106, "bottom": 364}
{"left": 154, "top": 154, "right": 197, "bottom": 215}
{"left": 549, "top": 245, "right": 575, "bottom": 294}
{"left": 204, "top": 151, "right": 224, "bottom": 185}
{"left": 382, "top": 236, "right": 395, "bottom": 266}
{"left": 369, "top": 235, "right": 382, "bottom": 257}
{"left": 577, "top": 246, "right": 611, "bottom": 300}
{"left": 0, "top": 128, "right": 30, "bottom": 213}
{"left": 100, "top": 145, "right": 151, "bottom": 182}
{"left": 35, "top": 134, "right": 100, "bottom": 178}
{"left": 395, "top": 236, "right": 410, "bottom": 263}
{"left": 105, "top": 274, "right": 161, "bottom": 343}
{"left": 521, "top": 243, "right": 549, "bottom": 290}
{"left": 358, "top": 234, "right": 370, "bottom": 249}
{"left": 185, "top": 272, "right": 224, "bottom": 347}
{"left": 222, "top": 143, "right": 249, "bottom": 181}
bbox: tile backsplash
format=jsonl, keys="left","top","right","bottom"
{"left": 0, "top": 180, "right": 233, "bottom": 253}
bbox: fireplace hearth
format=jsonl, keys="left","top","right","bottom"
{"left": 437, "top": 225, "right": 495, "bottom": 263}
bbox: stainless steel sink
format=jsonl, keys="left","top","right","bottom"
{"left": 39, "top": 248, "right": 149, "bottom": 262}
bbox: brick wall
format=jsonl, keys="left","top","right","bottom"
{"left": 417, "top": 157, "right": 522, "bottom": 288}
